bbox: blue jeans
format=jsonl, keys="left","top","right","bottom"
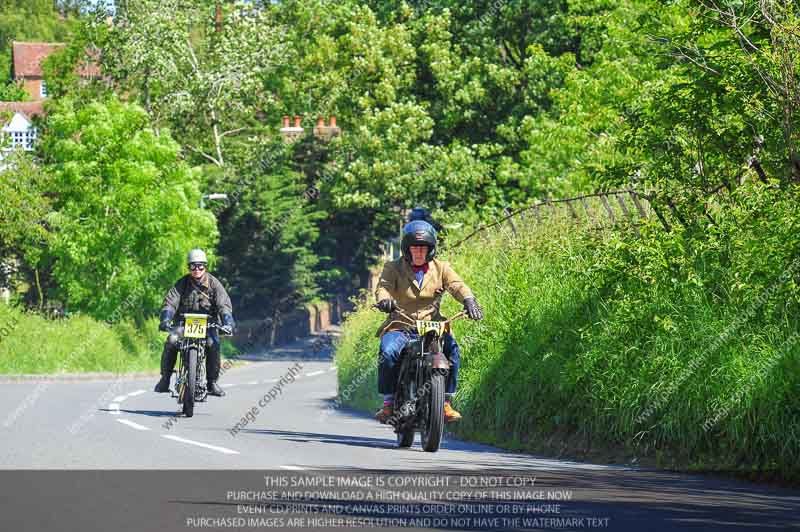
{"left": 378, "top": 331, "right": 461, "bottom": 395}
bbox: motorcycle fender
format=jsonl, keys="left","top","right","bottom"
{"left": 432, "top": 352, "right": 450, "bottom": 370}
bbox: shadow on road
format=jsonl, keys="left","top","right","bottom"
{"left": 99, "top": 408, "right": 179, "bottom": 418}
{"left": 238, "top": 428, "right": 400, "bottom": 450}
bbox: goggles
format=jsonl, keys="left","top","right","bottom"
{"left": 189, "top": 263, "right": 206, "bottom": 271}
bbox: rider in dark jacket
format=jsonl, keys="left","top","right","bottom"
{"left": 154, "top": 249, "right": 235, "bottom": 396}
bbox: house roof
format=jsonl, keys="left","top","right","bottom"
{"left": 12, "top": 41, "right": 101, "bottom": 78}
{"left": 0, "top": 101, "right": 46, "bottom": 120}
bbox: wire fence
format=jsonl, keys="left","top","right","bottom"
{"left": 449, "top": 155, "right": 775, "bottom": 249}
{"left": 449, "top": 189, "right": 654, "bottom": 249}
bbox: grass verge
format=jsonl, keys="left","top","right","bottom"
{"left": 335, "top": 185, "right": 800, "bottom": 482}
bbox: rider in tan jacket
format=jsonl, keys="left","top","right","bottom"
{"left": 374, "top": 220, "right": 483, "bottom": 423}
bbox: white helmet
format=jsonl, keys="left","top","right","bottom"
{"left": 187, "top": 248, "right": 208, "bottom": 264}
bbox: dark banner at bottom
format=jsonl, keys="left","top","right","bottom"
{"left": 0, "top": 469, "right": 795, "bottom": 531}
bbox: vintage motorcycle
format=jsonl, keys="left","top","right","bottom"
{"left": 168, "top": 313, "right": 230, "bottom": 418}
{"left": 375, "top": 305, "right": 467, "bottom": 452}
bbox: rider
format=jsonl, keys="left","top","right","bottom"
{"left": 374, "top": 220, "right": 484, "bottom": 424}
{"left": 154, "top": 249, "right": 235, "bottom": 397}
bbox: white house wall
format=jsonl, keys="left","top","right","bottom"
{"left": 3, "top": 112, "right": 32, "bottom": 133}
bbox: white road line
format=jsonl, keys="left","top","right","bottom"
{"left": 116, "top": 419, "right": 150, "bottom": 431}
{"left": 162, "top": 435, "right": 239, "bottom": 455}
{"left": 222, "top": 383, "right": 238, "bottom": 388}
{"left": 245, "top": 381, "right": 259, "bottom": 385}
{"left": 327, "top": 367, "right": 337, "bottom": 372}
{"left": 108, "top": 403, "right": 120, "bottom": 415}
{"left": 127, "top": 390, "right": 147, "bottom": 397}
{"left": 280, "top": 465, "right": 305, "bottom": 471}
{"left": 112, "top": 395, "right": 127, "bottom": 403}
{"left": 265, "top": 379, "right": 279, "bottom": 383}
{"left": 305, "top": 370, "right": 324, "bottom": 377}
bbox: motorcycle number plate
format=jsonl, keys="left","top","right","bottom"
{"left": 416, "top": 320, "right": 445, "bottom": 336}
{"left": 184, "top": 315, "right": 208, "bottom": 338}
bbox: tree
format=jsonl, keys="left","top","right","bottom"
{"left": 0, "top": 151, "right": 52, "bottom": 307}
{"left": 0, "top": 79, "right": 28, "bottom": 101}
{"left": 39, "top": 97, "right": 218, "bottom": 319}
{"left": 216, "top": 147, "right": 325, "bottom": 342}
{"left": 100, "top": 0, "right": 288, "bottom": 168}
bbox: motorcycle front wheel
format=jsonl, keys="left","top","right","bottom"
{"left": 421, "top": 372, "right": 445, "bottom": 452}
{"left": 182, "top": 348, "right": 197, "bottom": 418}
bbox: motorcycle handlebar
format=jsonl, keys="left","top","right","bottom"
{"left": 165, "top": 321, "right": 233, "bottom": 336}
{"left": 372, "top": 305, "right": 468, "bottom": 326}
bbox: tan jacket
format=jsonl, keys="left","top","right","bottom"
{"left": 375, "top": 257, "right": 474, "bottom": 337}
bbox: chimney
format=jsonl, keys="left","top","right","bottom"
{"left": 313, "top": 114, "right": 341, "bottom": 141}
{"left": 281, "top": 114, "right": 304, "bottom": 143}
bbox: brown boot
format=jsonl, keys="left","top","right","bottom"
{"left": 444, "top": 401, "right": 462, "bottom": 423}
{"left": 375, "top": 404, "right": 394, "bottom": 424}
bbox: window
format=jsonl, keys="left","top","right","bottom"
{"left": 5, "top": 128, "right": 36, "bottom": 151}
{"left": 40, "top": 81, "right": 47, "bottom": 98}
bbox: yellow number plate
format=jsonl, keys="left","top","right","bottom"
{"left": 184, "top": 314, "right": 208, "bottom": 339}
{"left": 416, "top": 320, "right": 445, "bottom": 335}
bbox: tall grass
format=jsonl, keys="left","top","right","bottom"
{"left": 335, "top": 184, "right": 800, "bottom": 479}
{"left": 0, "top": 304, "right": 163, "bottom": 373}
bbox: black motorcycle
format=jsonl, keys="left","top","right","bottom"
{"left": 168, "top": 313, "right": 229, "bottom": 417}
{"left": 375, "top": 306, "right": 467, "bottom": 452}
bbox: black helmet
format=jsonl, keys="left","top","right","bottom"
{"left": 401, "top": 220, "right": 436, "bottom": 263}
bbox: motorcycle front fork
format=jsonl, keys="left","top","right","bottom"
{"left": 173, "top": 344, "right": 208, "bottom": 399}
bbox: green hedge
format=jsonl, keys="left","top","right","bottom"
{"left": 0, "top": 304, "right": 163, "bottom": 373}
{"left": 336, "top": 184, "right": 800, "bottom": 480}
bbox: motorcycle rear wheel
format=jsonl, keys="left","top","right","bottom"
{"left": 397, "top": 427, "right": 414, "bottom": 448}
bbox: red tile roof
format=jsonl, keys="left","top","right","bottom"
{"left": 12, "top": 42, "right": 63, "bottom": 78}
{"left": 12, "top": 41, "right": 101, "bottom": 79}
{"left": 0, "top": 101, "right": 46, "bottom": 119}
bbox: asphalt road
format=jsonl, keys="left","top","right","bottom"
{"left": 0, "top": 337, "right": 798, "bottom": 531}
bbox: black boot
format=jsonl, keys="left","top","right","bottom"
{"left": 154, "top": 374, "right": 171, "bottom": 393}
{"left": 155, "top": 341, "right": 178, "bottom": 393}
{"left": 207, "top": 381, "right": 226, "bottom": 397}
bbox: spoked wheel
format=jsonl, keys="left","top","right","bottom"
{"left": 421, "top": 372, "right": 445, "bottom": 452}
{"left": 181, "top": 348, "right": 197, "bottom": 418}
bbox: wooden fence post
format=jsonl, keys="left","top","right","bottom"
{"left": 566, "top": 200, "right": 580, "bottom": 222}
{"left": 600, "top": 194, "right": 617, "bottom": 224}
{"left": 615, "top": 194, "right": 640, "bottom": 236}
{"left": 629, "top": 191, "right": 647, "bottom": 219}
{"left": 504, "top": 207, "right": 518, "bottom": 236}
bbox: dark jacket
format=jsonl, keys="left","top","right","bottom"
{"left": 161, "top": 273, "right": 233, "bottom": 323}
